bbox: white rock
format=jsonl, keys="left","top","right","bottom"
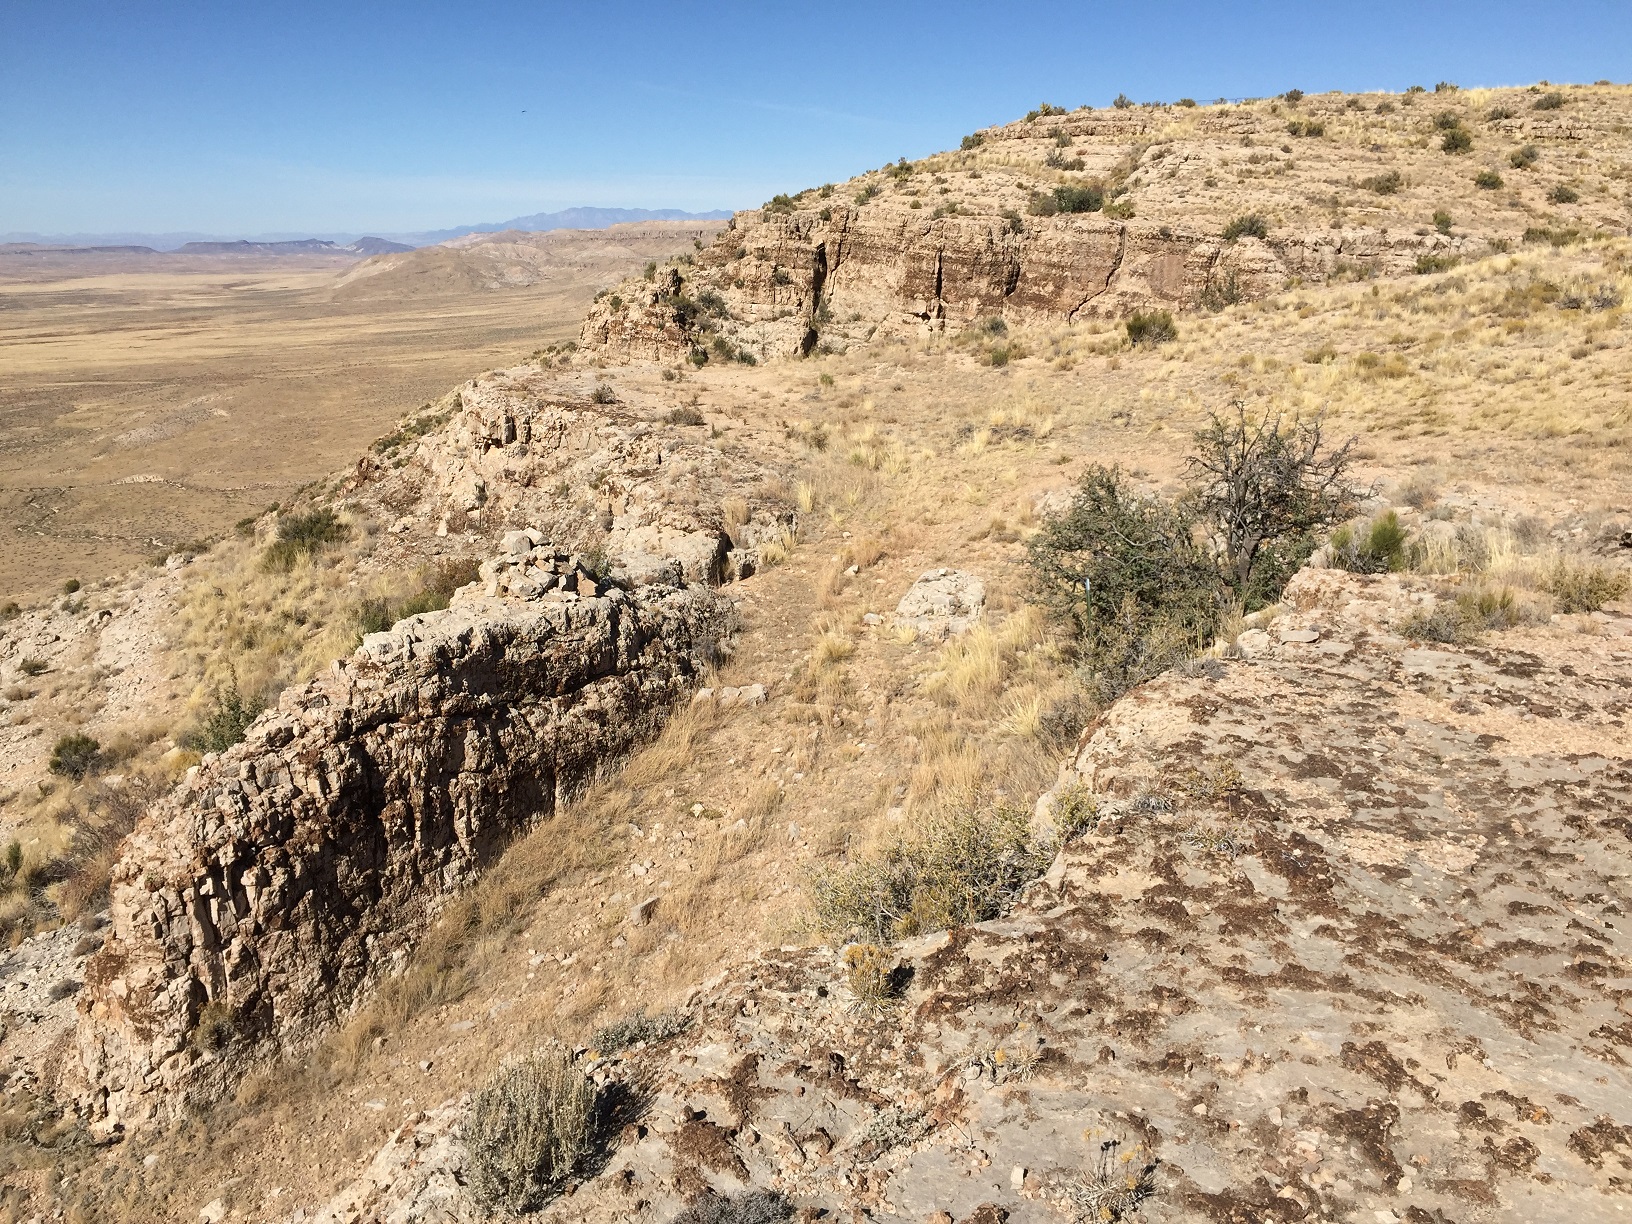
{"left": 892, "top": 569, "right": 985, "bottom": 640}
{"left": 199, "top": 1200, "right": 227, "bottom": 1224}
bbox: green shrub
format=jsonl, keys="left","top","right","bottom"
{"left": 1329, "top": 511, "right": 1409, "bottom": 573}
{"left": 1433, "top": 111, "right": 1463, "bottom": 131}
{"left": 1415, "top": 252, "right": 1460, "bottom": 274}
{"left": 1125, "top": 310, "right": 1177, "bottom": 346}
{"left": 1433, "top": 210, "right": 1453, "bottom": 234}
{"left": 262, "top": 509, "right": 348, "bottom": 573}
{"left": 464, "top": 1046, "right": 596, "bottom": 1214}
{"left": 666, "top": 405, "right": 706, "bottom": 426}
{"left": 959, "top": 133, "right": 984, "bottom": 150}
{"left": 1486, "top": 106, "right": 1515, "bottom": 121}
{"left": 1510, "top": 144, "right": 1539, "bottom": 168}
{"left": 1541, "top": 557, "right": 1629, "bottom": 612}
{"left": 591, "top": 1009, "right": 691, "bottom": 1054}
{"left": 1029, "top": 184, "right": 1103, "bottom": 215}
{"left": 1283, "top": 88, "right": 1305, "bottom": 104}
{"left": 1359, "top": 170, "right": 1404, "bottom": 195}
{"left": 1286, "top": 119, "right": 1324, "bottom": 137}
{"left": 1549, "top": 184, "right": 1579, "bottom": 204}
{"left": 48, "top": 733, "right": 101, "bottom": 781}
{"left": 1028, "top": 466, "right": 1221, "bottom": 645}
{"left": 396, "top": 557, "right": 481, "bottom": 619}
{"left": 811, "top": 803, "right": 1051, "bottom": 944}
{"left": 1051, "top": 783, "right": 1101, "bottom": 844}
{"left": 188, "top": 677, "right": 265, "bottom": 754}
{"left": 61, "top": 578, "right": 80, "bottom": 595}
{"left": 1474, "top": 169, "right": 1504, "bottom": 189}
{"left": 18, "top": 657, "right": 47, "bottom": 677}
{"left": 0, "top": 601, "right": 19, "bottom": 620}
{"left": 763, "top": 193, "right": 795, "bottom": 214}
{"left": 1441, "top": 128, "right": 1473, "bottom": 154}
{"left": 1533, "top": 91, "right": 1565, "bottom": 111}
{"left": 1523, "top": 225, "right": 1583, "bottom": 247}
{"left": 1111, "top": 94, "right": 1132, "bottom": 110}
{"left": 191, "top": 999, "right": 236, "bottom": 1052}
{"left": 1400, "top": 583, "right": 1546, "bottom": 643}
{"left": 1221, "top": 213, "right": 1268, "bottom": 241}
{"left": 1177, "top": 97, "right": 1197, "bottom": 108}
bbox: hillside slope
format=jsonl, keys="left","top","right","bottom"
{"left": 0, "top": 83, "right": 1628, "bottom": 1224}
{"left": 334, "top": 221, "right": 727, "bottom": 299}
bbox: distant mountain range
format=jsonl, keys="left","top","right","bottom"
{"left": 1, "top": 207, "right": 734, "bottom": 253}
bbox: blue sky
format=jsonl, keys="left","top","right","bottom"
{"left": 2, "top": 0, "right": 1628, "bottom": 236}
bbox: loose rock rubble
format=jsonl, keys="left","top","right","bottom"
{"left": 311, "top": 569, "right": 1632, "bottom": 1222}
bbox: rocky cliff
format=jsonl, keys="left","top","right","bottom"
{"left": 67, "top": 368, "right": 795, "bottom": 1130}
{"left": 69, "top": 577, "right": 731, "bottom": 1130}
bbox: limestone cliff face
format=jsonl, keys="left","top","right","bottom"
{"left": 579, "top": 203, "right": 1476, "bottom": 364}
{"left": 70, "top": 580, "right": 731, "bottom": 1129}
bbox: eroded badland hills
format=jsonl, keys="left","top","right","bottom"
{"left": 1, "top": 82, "right": 1631, "bottom": 1224}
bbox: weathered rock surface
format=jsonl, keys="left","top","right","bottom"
{"left": 893, "top": 568, "right": 986, "bottom": 640}
{"left": 67, "top": 579, "right": 731, "bottom": 1130}
{"left": 314, "top": 569, "right": 1632, "bottom": 1221}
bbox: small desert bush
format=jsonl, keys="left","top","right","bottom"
{"left": 1400, "top": 582, "right": 1548, "bottom": 643}
{"left": 1050, "top": 782, "right": 1101, "bottom": 844}
{"left": 18, "top": 657, "right": 47, "bottom": 677}
{"left": 1509, "top": 144, "right": 1539, "bottom": 169}
{"left": 186, "top": 675, "right": 265, "bottom": 754}
{"left": 1441, "top": 127, "right": 1473, "bottom": 154}
{"left": 671, "top": 1191, "right": 793, "bottom": 1224}
{"left": 1329, "top": 511, "right": 1408, "bottom": 573}
{"left": 1359, "top": 169, "right": 1405, "bottom": 195}
{"left": 1539, "top": 557, "right": 1629, "bottom": 613}
{"left": 1549, "top": 184, "right": 1579, "bottom": 205}
{"left": 842, "top": 942, "right": 897, "bottom": 1009}
{"left": 1221, "top": 213, "right": 1268, "bottom": 242}
{"left": 1474, "top": 169, "right": 1504, "bottom": 190}
{"left": 666, "top": 405, "right": 706, "bottom": 426}
{"left": 591, "top": 1009, "right": 691, "bottom": 1054}
{"left": 261, "top": 508, "right": 349, "bottom": 573}
{"left": 1029, "top": 184, "right": 1104, "bottom": 216}
{"left": 48, "top": 733, "right": 101, "bottom": 781}
{"left": 1533, "top": 91, "right": 1565, "bottom": 111}
{"left": 464, "top": 1045, "right": 596, "bottom": 1214}
{"left": 811, "top": 802, "right": 1051, "bottom": 945}
{"left": 1125, "top": 310, "right": 1177, "bottom": 346}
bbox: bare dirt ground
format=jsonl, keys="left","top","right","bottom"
{"left": 0, "top": 239, "right": 688, "bottom": 600}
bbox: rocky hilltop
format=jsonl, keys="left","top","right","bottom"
{"left": 583, "top": 85, "right": 1631, "bottom": 361}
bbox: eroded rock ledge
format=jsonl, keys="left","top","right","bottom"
{"left": 68, "top": 578, "right": 730, "bottom": 1131}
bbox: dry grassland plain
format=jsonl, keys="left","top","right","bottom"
{"left": 0, "top": 225, "right": 715, "bottom": 600}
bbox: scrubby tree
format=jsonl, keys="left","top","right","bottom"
{"left": 1183, "top": 402, "right": 1363, "bottom": 603}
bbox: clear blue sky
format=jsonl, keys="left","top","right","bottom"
{"left": 2, "top": 0, "right": 1627, "bottom": 236}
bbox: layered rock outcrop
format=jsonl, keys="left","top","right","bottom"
{"left": 70, "top": 578, "right": 731, "bottom": 1129}
{"left": 311, "top": 570, "right": 1632, "bottom": 1221}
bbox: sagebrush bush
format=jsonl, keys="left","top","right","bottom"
{"left": 1541, "top": 557, "right": 1629, "bottom": 613}
{"left": 1474, "top": 169, "right": 1504, "bottom": 190}
{"left": 1400, "top": 583, "right": 1547, "bottom": 643}
{"left": 464, "top": 1045, "right": 596, "bottom": 1214}
{"left": 1549, "top": 184, "right": 1579, "bottom": 204}
{"left": 1221, "top": 212, "right": 1268, "bottom": 241}
{"left": 812, "top": 803, "right": 1050, "bottom": 945}
{"left": 1125, "top": 310, "right": 1176, "bottom": 346}
{"left": 1533, "top": 91, "right": 1565, "bottom": 111}
{"left": 262, "top": 508, "right": 349, "bottom": 573}
{"left": 1510, "top": 144, "right": 1539, "bottom": 168}
{"left": 1359, "top": 170, "right": 1404, "bottom": 195}
{"left": 187, "top": 676, "right": 264, "bottom": 754}
{"left": 671, "top": 1191, "right": 792, "bottom": 1224}
{"left": 591, "top": 1009, "right": 691, "bottom": 1054}
{"left": 1441, "top": 128, "right": 1473, "bottom": 154}
{"left": 1329, "top": 511, "right": 1408, "bottom": 573}
{"left": 48, "top": 733, "right": 101, "bottom": 780}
